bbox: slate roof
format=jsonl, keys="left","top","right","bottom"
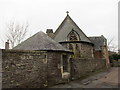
{"left": 54, "top": 14, "right": 91, "bottom": 43}
{"left": 89, "top": 35, "right": 107, "bottom": 50}
{"left": 13, "top": 31, "right": 70, "bottom": 52}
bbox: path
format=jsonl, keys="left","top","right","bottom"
{"left": 50, "top": 67, "right": 119, "bottom": 88}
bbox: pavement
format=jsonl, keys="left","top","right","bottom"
{"left": 50, "top": 67, "right": 119, "bottom": 88}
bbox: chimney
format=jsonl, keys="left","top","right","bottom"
{"left": 5, "top": 40, "right": 9, "bottom": 49}
{"left": 46, "top": 29, "right": 53, "bottom": 34}
{"left": 46, "top": 29, "right": 54, "bottom": 38}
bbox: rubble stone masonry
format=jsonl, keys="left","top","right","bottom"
{"left": 2, "top": 49, "right": 48, "bottom": 88}
{"left": 1, "top": 49, "right": 106, "bottom": 88}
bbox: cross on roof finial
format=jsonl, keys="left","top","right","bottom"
{"left": 66, "top": 11, "right": 69, "bottom": 15}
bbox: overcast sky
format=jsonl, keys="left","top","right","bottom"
{"left": 0, "top": 0, "right": 119, "bottom": 51}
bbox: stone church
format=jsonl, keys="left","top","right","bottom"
{"left": 1, "top": 13, "right": 110, "bottom": 88}
{"left": 46, "top": 13, "right": 109, "bottom": 62}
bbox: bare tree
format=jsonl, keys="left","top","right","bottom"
{"left": 6, "top": 21, "right": 29, "bottom": 48}
{"left": 107, "top": 37, "right": 118, "bottom": 52}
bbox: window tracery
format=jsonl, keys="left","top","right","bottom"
{"left": 67, "top": 30, "right": 80, "bottom": 41}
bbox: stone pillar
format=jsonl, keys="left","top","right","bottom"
{"left": 101, "top": 45, "right": 110, "bottom": 68}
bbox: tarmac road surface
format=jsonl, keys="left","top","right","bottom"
{"left": 50, "top": 67, "right": 119, "bottom": 88}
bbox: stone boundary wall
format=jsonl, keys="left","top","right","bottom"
{"left": 71, "top": 58, "right": 106, "bottom": 80}
{"left": 112, "top": 60, "right": 120, "bottom": 67}
{"left": 1, "top": 49, "right": 107, "bottom": 88}
{"left": 2, "top": 49, "right": 48, "bottom": 88}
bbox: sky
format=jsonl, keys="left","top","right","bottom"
{"left": 0, "top": 0, "right": 119, "bottom": 51}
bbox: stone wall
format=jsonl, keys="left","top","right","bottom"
{"left": 112, "top": 60, "right": 120, "bottom": 67}
{"left": 80, "top": 43, "right": 94, "bottom": 58}
{"left": 1, "top": 49, "right": 107, "bottom": 88}
{"left": 2, "top": 49, "right": 48, "bottom": 88}
{"left": 2, "top": 49, "right": 72, "bottom": 88}
{"left": 60, "top": 42, "right": 94, "bottom": 58}
{"left": 71, "top": 58, "right": 106, "bottom": 80}
{"left": 94, "top": 51, "right": 103, "bottom": 58}
{"left": 47, "top": 51, "right": 71, "bottom": 86}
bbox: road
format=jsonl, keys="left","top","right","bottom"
{"left": 50, "top": 67, "right": 119, "bottom": 88}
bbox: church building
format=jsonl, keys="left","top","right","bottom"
{"left": 46, "top": 12, "right": 109, "bottom": 62}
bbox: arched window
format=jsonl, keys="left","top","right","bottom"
{"left": 67, "top": 30, "right": 80, "bottom": 41}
